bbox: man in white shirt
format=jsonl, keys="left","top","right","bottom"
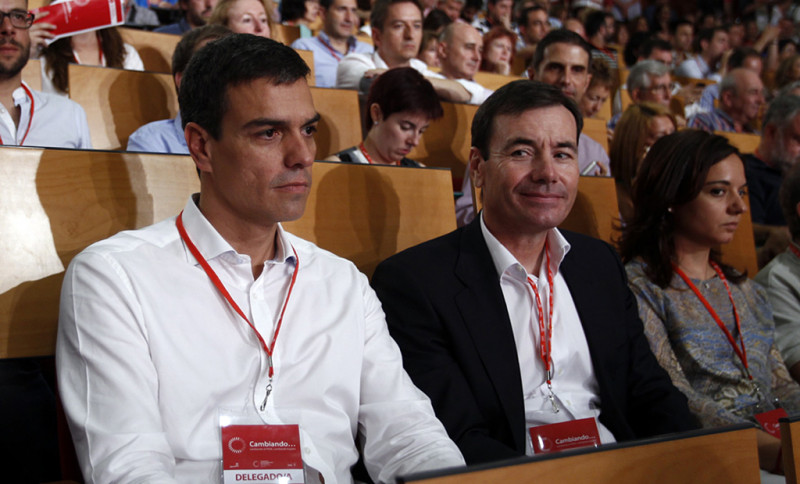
{"left": 0, "top": 0, "right": 90, "bottom": 148}
{"left": 336, "top": 0, "right": 469, "bottom": 102}
{"left": 57, "top": 34, "right": 464, "bottom": 484}
{"left": 372, "top": 80, "right": 695, "bottom": 465}
{"left": 291, "top": 0, "right": 373, "bottom": 88}
{"left": 675, "top": 27, "right": 729, "bottom": 82}
{"left": 432, "top": 22, "right": 493, "bottom": 105}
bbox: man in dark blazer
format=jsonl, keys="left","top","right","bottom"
{"left": 371, "top": 80, "right": 696, "bottom": 466}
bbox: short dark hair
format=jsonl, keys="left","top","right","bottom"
{"left": 279, "top": 0, "right": 308, "bottom": 22}
{"left": 781, "top": 162, "right": 800, "bottom": 240}
{"left": 423, "top": 8, "right": 452, "bottom": 32}
{"left": 641, "top": 38, "right": 672, "bottom": 59}
{"left": 726, "top": 46, "right": 760, "bottom": 70}
{"left": 172, "top": 24, "right": 233, "bottom": 78}
{"left": 618, "top": 129, "right": 744, "bottom": 287}
{"left": 669, "top": 17, "right": 693, "bottom": 35}
{"left": 531, "top": 28, "right": 592, "bottom": 72}
{"left": 471, "top": 80, "right": 583, "bottom": 160}
{"left": 365, "top": 67, "right": 443, "bottom": 126}
{"left": 585, "top": 10, "right": 609, "bottom": 38}
{"left": 371, "top": 0, "right": 422, "bottom": 31}
{"left": 696, "top": 27, "right": 726, "bottom": 53}
{"left": 518, "top": 5, "right": 546, "bottom": 28}
{"left": 179, "top": 34, "right": 310, "bottom": 139}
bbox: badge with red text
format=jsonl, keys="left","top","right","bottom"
{"left": 755, "top": 408, "right": 789, "bottom": 439}
{"left": 530, "top": 417, "right": 601, "bottom": 454}
{"left": 221, "top": 424, "right": 305, "bottom": 483}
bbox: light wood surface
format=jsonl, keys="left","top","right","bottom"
{"left": 0, "top": 150, "right": 453, "bottom": 358}
{"left": 22, "top": 58, "right": 42, "bottom": 91}
{"left": 583, "top": 117, "right": 610, "bottom": 153}
{"left": 120, "top": 27, "right": 180, "bottom": 74}
{"left": 309, "top": 87, "right": 361, "bottom": 158}
{"left": 286, "top": 162, "right": 455, "bottom": 277}
{"left": 408, "top": 101, "right": 478, "bottom": 184}
{"left": 69, "top": 64, "right": 177, "bottom": 150}
{"left": 472, "top": 71, "right": 523, "bottom": 91}
{"left": 401, "top": 426, "right": 761, "bottom": 484}
{"left": 274, "top": 24, "right": 301, "bottom": 46}
{"left": 717, "top": 131, "right": 761, "bottom": 156}
{"left": 296, "top": 49, "right": 316, "bottom": 86}
{"left": 472, "top": 175, "right": 620, "bottom": 246}
{"left": 559, "top": 175, "right": 619, "bottom": 244}
{"left": 0, "top": 147, "right": 199, "bottom": 359}
{"left": 69, "top": 63, "right": 340, "bottom": 155}
{"left": 782, "top": 417, "right": 800, "bottom": 484}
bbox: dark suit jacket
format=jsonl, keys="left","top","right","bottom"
{"left": 371, "top": 219, "right": 696, "bottom": 465}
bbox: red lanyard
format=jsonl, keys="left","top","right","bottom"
{"left": 790, "top": 243, "right": 800, "bottom": 259}
{"left": 318, "top": 35, "right": 349, "bottom": 61}
{"left": 0, "top": 83, "right": 34, "bottom": 146}
{"left": 176, "top": 211, "right": 300, "bottom": 410}
{"left": 672, "top": 261, "right": 751, "bottom": 380}
{"left": 525, "top": 241, "right": 559, "bottom": 412}
{"left": 358, "top": 141, "right": 399, "bottom": 166}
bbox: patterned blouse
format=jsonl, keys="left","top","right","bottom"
{"left": 626, "top": 259, "right": 800, "bottom": 428}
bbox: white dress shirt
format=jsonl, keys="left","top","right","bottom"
{"left": 57, "top": 196, "right": 464, "bottom": 484}
{"left": 479, "top": 215, "right": 616, "bottom": 453}
{"left": 426, "top": 72, "right": 494, "bottom": 105}
{"left": 0, "top": 81, "right": 91, "bottom": 149}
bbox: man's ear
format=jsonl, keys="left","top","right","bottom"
{"left": 372, "top": 26, "right": 382, "bottom": 48}
{"left": 437, "top": 39, "right": 448, "bottom": 61}
{"left": 469, "top": 146, "right": 486, "bottom": 188}
{"left": 185, "top": 121, "right": 213, "bottom": 175}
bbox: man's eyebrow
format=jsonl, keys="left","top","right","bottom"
{"left": 500, "top": 137, "right": 535, "bottom": 151}
{"left": 242, "top": 113, "right": 321, "bottom": 130}
{"left": 555, "top": 141, "right": 578, "bottom": 152}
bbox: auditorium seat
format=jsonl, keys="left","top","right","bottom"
{"left": 398, "top": 424, "right": 760, "bottom": 484}
{"left": 69, "top": 64, "right": 341, "bottom": 155}
{"left": 120, "top": 27, "right": 180, "bottom": 74}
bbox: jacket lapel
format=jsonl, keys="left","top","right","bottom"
{"left": 453, "top": 219, "right": 527, "bottom": 452}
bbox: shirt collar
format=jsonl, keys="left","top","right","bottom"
{"left": 178, "top": 194, "right": 296, "bottom": 266}
{"left": 318, "top": 30, "right": 356, "bottom": 52}
{"left": 479, "top": 212, "right": 571, "bottom": 280}
{"left": 12, "top": 81, "right": 31, "bottom": 108}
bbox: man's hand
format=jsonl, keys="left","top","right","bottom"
{"left": 29, "top": 11, "right": 55, "bottom": 59}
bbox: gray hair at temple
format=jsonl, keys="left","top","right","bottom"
{"left": 763, "top": 94, "right": 800, "bottom": 132}
{"left": 627, "top": 60, "right": 669, "bottom": 95}
{"left": 779, "top": 80, "right": 800, "bottom": 98}
{"left": 780, "top": 162, "right": 800, "bottom": 240}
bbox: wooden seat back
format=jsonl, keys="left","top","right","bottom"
{"left": 69, "top": 64, "right": 348, "bottom": 155}
{"left": 583, "top": 117, "right": 610, "bottom": 152}
{"left": 473, "top": 176, "right": 619, "bottom": 246}
{"left": 69, "top": 64, "right": 177, "bottom": 150}
{"left": 22, "top": 58, "right": 42, "bottom": 91}
{"left": 408, "top": 101, "right": 478, "bottom": 185}
{"left": 472, "top": 72, "right": 522, "bottom": 91}
{"left": 781, "top": 416, "right": 800, "bottom": 484}
{"left": 0, "top": 147, "right": 199, "bottom": 359}
{"left": 399, "top": 425, "right": 761, "bottom": 484}
{"left": 120, "top": 27, "right": 180, "bottom": 74}
{"left": 0, "top": 150, "right": 452, "bottom": 358}
{"left": 285, "top": 162, "right": 455, "bottom": 277}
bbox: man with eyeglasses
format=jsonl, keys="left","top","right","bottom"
{"left": 607, "top": 60, "right": 672, "bottom": 131}
{"left": 0, "top": 0, "right": 90, "bottom": 148}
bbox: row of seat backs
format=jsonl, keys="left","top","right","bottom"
{"left": 0, "top": 148, "right": 455, "bottom": 359}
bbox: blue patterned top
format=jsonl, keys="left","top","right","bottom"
{"left": 626, "top": 259, "right": 800, "bottom": 428}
